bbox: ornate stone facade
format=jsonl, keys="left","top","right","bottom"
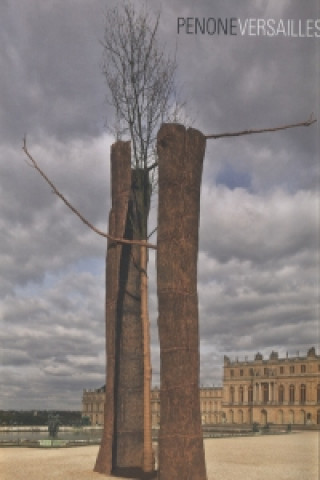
{"left": 223, "top": 347, "right": 320, "bottom": 426}
{"left": 82, "top": 347, "right": 320, "bottom": 427}
{"left": 82, "top": 385, "right": 105, "bottom": 426}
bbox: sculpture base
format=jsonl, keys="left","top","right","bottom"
{"left": 112, "top": 467, "right": 158, "bottom": 479}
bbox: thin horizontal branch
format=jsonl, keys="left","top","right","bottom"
{"left": 147, "top": 226, "right": 158, "bottom": 240}
{"left": 146, "top": 161, "right": 158, "bottom": 172}
{"left": 22, "top": 138, "right": 157, "bottom": 250}
{"left": 205, "top": 114, "right": 317, "bottom": 140}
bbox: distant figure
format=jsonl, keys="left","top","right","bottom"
{"left": 48, "top": 413, "right": 60, "bottom": 438}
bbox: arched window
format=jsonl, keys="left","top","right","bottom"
{"left": 261, "top": 409, "right": 267, "bottom": 425}
{"left": 238, "top": 410, "right": 243, "bottom": 424}
{"left": 300, "top": 384, "right": 306, "bottom": 404}
{"left": 289, "top": 409, "right": 294, "bottom": 424}
{"left": 278, "top": 409, "right": 284, "bottom": 424}
{"left": 239, "top": 386, "right": 244, "bottom": 403}
{"left": 279, "top": 385, "right": 284, "bottom": 404}
{"left": 289, "top": 384, "right": 295, "bottom": 404}
{"left": 248, "top": 385, "right": 253, "bottom": 403}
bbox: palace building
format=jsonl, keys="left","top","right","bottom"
{"left": 82, "top": 347, "right": 320, "bottom": 427}
{"left": 223, "top": 346, "right": 320, "bottom": 426}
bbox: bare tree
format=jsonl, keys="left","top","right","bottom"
{"left": 102, "top": 1, "right": 179, "bottom": 171}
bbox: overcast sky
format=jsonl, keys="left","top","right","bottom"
{"left": 0, "top": 0, "right": 319, "bottom": 411}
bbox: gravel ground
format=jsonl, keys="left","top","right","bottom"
{"left": 205, "top": 431, "right": 319, "bottom": 480}
{"left": 0, "top": 431, "right": 318, "bottom": 480}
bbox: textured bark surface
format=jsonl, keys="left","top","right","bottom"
{"left": 113, "top": 168, "right": 151, "bottom": 472}
{"left": 157, "top": 124, "right": 207, "bottom": 480}
{"left": 94, "top": 142, "right": 145, "bottom": 474}
{"left": 113, "top": 229, "right": 144, "bottom": 470}
{"left": 94, "top": 141, "right": 131, "bottom": 474}
{"left": 140, "top": 243, "right": 153, "bottom": 473}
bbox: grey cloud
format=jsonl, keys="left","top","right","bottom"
{"left": 199, "top": 187, "right": 318, "bottom": 263}
{"left": 0, "top": 0, "right": 107, "bottom": 144}
{"left": 0, "top": 135, "right": 111, "bottom": 291}
{"left": 0, "top": 348, "right": 32, "bottom": 367}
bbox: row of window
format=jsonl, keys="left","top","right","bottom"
{"left": 83, "top": 403, "right": 104, "bottom": 413}
{"left": 200, "top": 401, "right": 220, "bottom": 411}
{"left": 228, "top": 363, "right": 320, "bottom": 377}
{"left": 200, "top": 390, "right": 221, "bottom": 398}
{"left": 226, "top": 409, "right": 320, "bottom": 425}
{"left": 229, "top": 384, "right": 320, "bottom": 404}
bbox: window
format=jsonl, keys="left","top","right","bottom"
{"left": 264, "top": 368, "right": 269, "bottom": 375}
{"left": 262, "top": 383, "right": 269, "bottom": 403}
{"left": 239, "top": 386, "right": 244, "bottom": 403}
{"left": 230, "top": 386, "right": 235, "bottom": 403}
{"left": 248, "top": 386, "right": 253, "bottom": 403}
{"left": 300, "top": 384, "right": 306, "bottom": 404}
{"left": 301, "top": 365, "right": 306, "bottom": 373}
{"left": 278, "top": 385, "right": 284, "bottom": 404}
{"left": 317, "top": 384, "right": 320, "bottom": 404}
{"left": 230, "top": 369, "right": 234, "bottom": 377}
{"left": 289, "top": 384, "right": 295, "bottom": 404}
{"left": 240, "top": 369, "right": 244, "bottom": 377}
{"left": 278, "top": 410, "right": 284, "bottom": 423}
{"left": 280, "top": 366, "right": 284, "bottom": 374}
{"left": 290, "top": 365, "right": 295, "bottom": 374}
{"left": 238, "top": 410, "right": 244, "bottom": 424}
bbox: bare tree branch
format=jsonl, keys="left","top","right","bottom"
{"left": 101, "top": 2, "right": 183, "bottom": 176}
{"left": 146, "top": 160, "right": 158, "bottom": 172}
{"left": 205, "top": 114, "right": 317, "bottom": 140}
{"left": 147, "top": 226, "right": 157, "bottom": 240}
{"left": 22, "top": 137, "right": 157, "bottom": 250}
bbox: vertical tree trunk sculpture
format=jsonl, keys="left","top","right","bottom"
{"left": 95, "top": 141, "right": 152, "bottom": 476}
{"left": 157, "top": 124, "right": 207, "bottom": 480}
{"left": 94, "top": 140, "right": 132, "bottom": 474}
{"left": 113, "top": 205, "right": 144, "bottom": 474}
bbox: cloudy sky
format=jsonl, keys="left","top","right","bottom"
{"left": 0, "top": 0, "right": 319, "bottom": 410}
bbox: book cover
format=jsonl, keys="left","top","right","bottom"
{"left": 0, "top": 1, "right": 318, "bottom": 479}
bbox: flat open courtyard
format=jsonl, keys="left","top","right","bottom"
{"left": 1, "top": 431, "right": 318, "bottom": 480}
